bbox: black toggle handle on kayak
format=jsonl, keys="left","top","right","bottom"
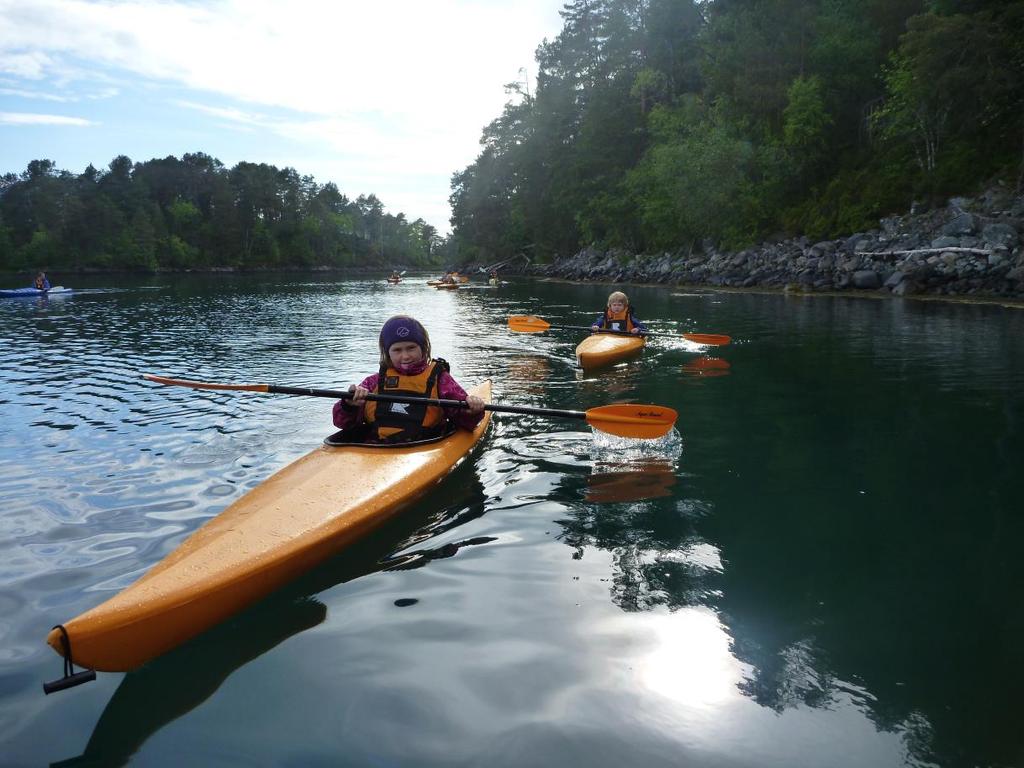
{"left": 43, "top": 625, "right": 96, "bottom": 694}
{"left": 43, "top": 669, "right": 97, "bottom": 694}
{"left": 267, "top": 385, "right": 589, "bottom": 421}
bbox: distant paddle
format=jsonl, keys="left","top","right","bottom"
{"left": 143, "top": 375, "right": 678, "bottom": 439}
{"left": 507, "top": 315, "right": 731, "bottom": 346}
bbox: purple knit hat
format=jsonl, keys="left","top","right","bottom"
{"left": 380, "top": 316, "right": 427, "bottom": 353}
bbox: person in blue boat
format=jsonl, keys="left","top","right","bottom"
{"left": 334, "top": 315, "right": 485, "bottom": 443}
{"left": 33, "top": 271, "right": 51, "bottom": 291}
{"left": 591, "top": 290, "right": 646, "bottom": 334}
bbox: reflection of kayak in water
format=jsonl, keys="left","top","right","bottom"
{"left": 386, "top": 278, "right": 401, "bottom": 284}
{"left": 0, "top": 286, "right": 72, "bottom": 297}
{"left": 49, "top": 597, "right": 327, "bottom": 767}
{"left": 46, "top": 382, "right": 493, "bottom": 673}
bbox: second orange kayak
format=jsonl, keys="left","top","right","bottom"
{"left": 575, "top": 333, "right": 645, "bottom": 370}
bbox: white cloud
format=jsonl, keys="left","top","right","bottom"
{"left": 0, "top": 86, "right": 70, "bottom": 102}
{"left": 0, "top": 111, "right": 95, "bottom": 125}
{"left": 0, "top": 0, "right": 558, "bottom": 117}
{"left": 0, "top": 0, "right": 564, "bottom": 230}
{"left": 0, "top": 50, "right": 55, "bottom": 79}
{"left": 0, "top": 84, "right": 118, "bottom": 101}
{"left": 174, "top": 100, "right": 266, "bottom": 125}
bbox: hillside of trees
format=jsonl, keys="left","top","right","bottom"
{"left": 0, "top": 153, "right": 445, "bottom": 272}
{"left": 449, "top": 0, "right": 1024, "bottom": 263}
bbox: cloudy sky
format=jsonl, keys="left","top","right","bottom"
{"left": 0, "top": 0, "right": 564, "bottom": 232}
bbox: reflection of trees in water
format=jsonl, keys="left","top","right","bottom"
{"left": 605, "top": 538, "right": 723, "bottom": 613}
{"left": 553, "top": 430, "right": 1023, "bottom": 767}
{"left": 699, "top": 346, "right": 1024, "bottom": 768}
{"left": 734, "top": 635, "right": 835, "bottom": 712}
{"left": 555, "top": 467, "right": 721, "bottom": 614}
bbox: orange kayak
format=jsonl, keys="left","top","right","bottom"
{"left": 575, "top": 334, "right": 645, "bottom": 370}
{"left": 435, "top": 283, "right": 459, "bottom": 290}
{"left": 48, "top": 382, "right": 492, "bottom": 672}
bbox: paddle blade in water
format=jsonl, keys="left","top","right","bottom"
{"left": 584, "top": 403, "right": 677, "bottom": 439}
{"left": 507, "top": 315, "right": 551, "bottom": 333}
{"left": 681, "top": 333, "right": 732, "bottom": 346}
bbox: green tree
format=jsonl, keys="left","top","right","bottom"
{"left": 783, "top": 75, "right": 833, "bottom": 169}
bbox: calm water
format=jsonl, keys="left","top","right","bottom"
{"left": 1, "top": 274, "right": 1021, "bottom": 768}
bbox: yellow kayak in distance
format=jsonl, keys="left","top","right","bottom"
{"left": 575, "top": 333, "right": 645, "bottom": 370}
{"left": 47, "top": 382, "right": 492, "bottom": 673}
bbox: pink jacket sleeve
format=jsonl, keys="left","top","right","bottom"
{"left": 436, "top": 371, "right": 485, "bottom": 431}
{"left": 332, "top": 373, "right": 378, "bottom": 429}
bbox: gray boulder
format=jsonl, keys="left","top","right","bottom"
{"left": 941, "top": 213, "right": 976, "bottom": 235}
{"left": 982, "top": 223, "right": 1019, "bottom": 248}
{"left": 852, "top": 270, "right": 881, "bottom": 289}
{"left": 883, "top": 271, "right": 905, "bottom": 288}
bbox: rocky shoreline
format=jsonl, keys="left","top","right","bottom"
{"left": 529, "top": 189, "right": 1024, "bottom": 301}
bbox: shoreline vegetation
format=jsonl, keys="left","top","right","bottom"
{"left": 446, "top": 0, "right": 1024, "bottom": 299}
{"left": 0, "top": 154, "right": 451, "bottom": 275}
{"left": 4, "top": 4, "right": 1021, "bottom": 307}
{"left": 5, "top": 187, "right": 1023, "bottom": 309}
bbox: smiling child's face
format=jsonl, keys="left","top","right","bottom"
{"left": 388, "top": 341, "right": 424, "bottom": 368}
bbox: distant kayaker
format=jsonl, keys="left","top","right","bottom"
{"left": 389, "top": 270, "right": 401, "bottom": 281}
{"left": 591, "top": 291, "right": 646, "bottom": 334}
{"left": 440, "top": 272, "right": 457, "bottom": 285}
{"left": 334, "top": 315, "right": 485, "bottom": 443}
{"left": 33, "top": 271, "right": 51, "bottom": 291}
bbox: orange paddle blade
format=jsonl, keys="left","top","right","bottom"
{"left": 143, "top": 374, "right": 269, "bottom": 393}
{"left": 507, "top": 315, "right": 552, "bottom": 333}
{"left": 584, "top": 403, "right": 677, "bottom": 439}
{"left": 682, "top": 333, "right": 731, "bottom": 346}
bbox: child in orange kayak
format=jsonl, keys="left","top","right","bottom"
{"left": 590, "top": 291, "right": 646, "bottom": 334}
{"left": 333, "top": 316, "right": 485, "bottom": 443}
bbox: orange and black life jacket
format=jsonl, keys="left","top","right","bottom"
{"left": 603, "top": 308, "right": 635, "bottom": 333}
{"left": 364, "top": 359, "right": 448, "bottom": 443}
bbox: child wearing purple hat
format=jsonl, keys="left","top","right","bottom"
{"left": 333, "top": 315, "right": 485, "bottom": 443}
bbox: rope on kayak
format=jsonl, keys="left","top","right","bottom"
{"left": 42, "top": 625, "right": 96, "bottom": 694}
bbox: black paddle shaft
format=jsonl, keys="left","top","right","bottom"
{"left": 559, "top": 324, "right": 652, "bottom": 338}
{"left": 266, "top": 385, "right": 587, "bottom": 421}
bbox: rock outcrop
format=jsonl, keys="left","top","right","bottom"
{"left": 531, "top": 189, "right": 1024, "bottom": 300}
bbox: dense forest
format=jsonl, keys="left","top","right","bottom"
{"left": 2, "top": 0, "right": 1021, "bottom": 274}
{"left": 449, "top": 0, "right": 1024, "bottom": 263}
{"left": 0, "top": 154, "right": 445, "bottom": 272}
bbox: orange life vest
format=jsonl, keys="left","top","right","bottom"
{"left": 364, "top": 360, "right": 446, "bottom": 443}
{"left": 603, "top": 308, "right": 634, "bottom": 333}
